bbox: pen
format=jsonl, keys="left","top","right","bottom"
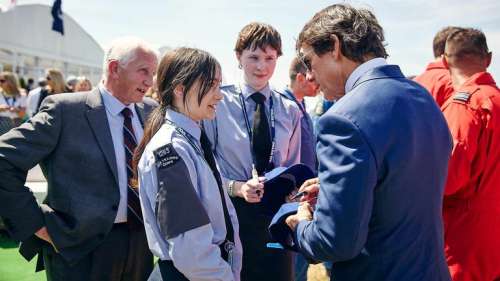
{"left": 252, "top": 164, "right": 262, "bottom": 196}
{"left": 251, "top": 164, "right": 259, "bottom": 180}
{"left": 290, "top": 190, "right": 308, "bottom": 200}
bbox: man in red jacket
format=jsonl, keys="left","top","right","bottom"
{"left": 442, "top": 27, "right": 500, "bottom": 281}
{"left": 414, "top": 26, "right": 460, "bottom": 106}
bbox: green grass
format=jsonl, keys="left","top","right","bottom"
{"left": 0, "top": 232, "right": 46, "bottom": 281}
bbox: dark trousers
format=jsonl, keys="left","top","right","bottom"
{"left": 43, "top": 223, "right": 153, "bottom": 281}
{"left": 232, "top": 198, "right": 293, "bottom": 281}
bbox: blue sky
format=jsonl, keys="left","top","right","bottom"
{"left": 11, "top": 0, "right": 500, "bottom": 87}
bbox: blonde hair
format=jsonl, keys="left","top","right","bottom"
{"left": 0, "top": 71, "right": 21, "bottom": 96}
{"left": 75, "top": 76, "right": 93, "bottom": 92}
{"left": 46, "top": 69, "right": 65, "bottom": 94}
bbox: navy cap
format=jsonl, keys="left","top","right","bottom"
{"left": 268, "top": 202, "right": 299, "bottom": 251}
{"left": 259, "top": 163, "right": 314, "bottom": 215}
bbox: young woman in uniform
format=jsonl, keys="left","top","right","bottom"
{"left": 135, "top": 47, "right": 242, "bottom": 281}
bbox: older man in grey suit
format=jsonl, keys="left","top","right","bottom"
{"left": 0, "top": 37, "right": 158, "bottom": 281}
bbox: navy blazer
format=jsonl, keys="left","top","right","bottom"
{"left": 294, "top": 65, "right": 452, "bottom": 281}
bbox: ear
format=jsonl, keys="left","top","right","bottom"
{"left": 330, "top": 34, "right": 341, "bottom": 60}
{"left": 108, "top": 60, "right": 120, "bottom": 79}
{"left": 173, "top": 84, "right": 185, "bottom": 98}
{"left": 442, "top": 56, "right": 449, "bottom": 70}
{"left": 486, "top": 52, "right": 492, "bottom": 68}
{"left": 235, "top": 52, "right": 242, "bottom": 63}
{"left": 296, "top": 73, "right": 306, "bottom": 84}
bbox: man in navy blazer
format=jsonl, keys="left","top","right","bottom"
{"left": 285, "top": 4, "right": 452, "bottom": 281}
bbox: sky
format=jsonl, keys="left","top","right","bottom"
{"left": 8, "top": 0, "right": 500, "bottom": 88}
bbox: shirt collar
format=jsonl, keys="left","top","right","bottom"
{"left": 99, "top": 84, "right": 136, "bottom": 117}
{"left": 241, "top": 83, "right": 272, "bottom": 101}
{"left": 164, "top": 108, "right": 201, "bottom": 141}
{"left": 345, "top": 57, "right": 387, "bottom": 93}
{"left": 426, "top": 59, "right": 446, "bottom": 71}
{"left": 459, "top": 71, "right": 496, "bottom": 89}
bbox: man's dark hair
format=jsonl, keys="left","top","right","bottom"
{"left": 289, "top": 57, "right": 307, "bottom": 82}
{"left": 432, "top": 26, "right": 461, "bottom": 58}
{"left": 297, "top": 4, "right": 387, "bottom": 63}
{"left": 445, "top": 28, "right": 489, "bottom": 61}
{"left": 234, "top": 22, "right": 282, "bottom": 56}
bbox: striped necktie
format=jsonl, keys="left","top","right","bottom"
{"left": 121, "top": 107, "right": 143, "bottom": 227}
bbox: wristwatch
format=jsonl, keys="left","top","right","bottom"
{"left": 228, "top": 180, "right": 236, "bottom": 197}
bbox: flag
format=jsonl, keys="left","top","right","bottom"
{"left": 1, "top": 0, "right": 17, "bottom": 12}
{"left": 51, "top": 0, "right": 64, "bottom": 35}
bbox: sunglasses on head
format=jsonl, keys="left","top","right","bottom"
{"left": 298, "top": 52, "right": 312, "bottom": 72}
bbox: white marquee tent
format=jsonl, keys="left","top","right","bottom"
{"left": 0, "top": 4, "right": 103, "bottom": 83}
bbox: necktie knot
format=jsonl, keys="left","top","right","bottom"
{"left": 250, "top": 92, "right": 266, "bottom": 105}
{"left": 121, "top": 107, "right": 133, "bottom": 119}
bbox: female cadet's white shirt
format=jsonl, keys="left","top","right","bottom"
{"left": 138, "top": 109, "right": 242, "bottom": 281}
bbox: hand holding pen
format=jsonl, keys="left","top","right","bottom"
{"left": 292, "top": 177, "right": 320, "bottom": 206}
{"left": 236, "top": 165, "right": 265, "bottom": 203}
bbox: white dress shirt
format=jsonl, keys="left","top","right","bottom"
{"left": 99, "top": 84, "right": 143, "bottom": 223}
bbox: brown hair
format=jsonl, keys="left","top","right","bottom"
{"left": 0, "top": 71, "right": 21, "bottom": 96}
{"left": 289, "top": 57, "right": 308, "bottom": 82}
{"left": 132, "top": 47, "right": 220, "bottom": 185}
{"left": 234, "top": 22, "right": 283, "bottom": 56}
{"left": 432, "top": 26, "right": 461, "bottom": 58}
{"left": 445, "top": 28, "right": 489, "bottom": 60}
{"left": 297, "top": 4, "right": 387, "bottom": 63}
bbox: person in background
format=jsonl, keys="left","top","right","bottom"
{"left": 74, "top": 76, "right": 93, "bottom": 92}
{"left": 282, "top": 57, "right": 319, "bottom": 281}
{"left": 441, "top": 27, "right": 500, "bottom": 281}
{"left": 203, "top": 22, "right": 302, "bottom": 281}
{"left": 285, "top": 4, "right": 452, "bottom": 281}
{"left": 66, "top": 75, "right": 78, "bottom": 93}
{"left": 135, "top": 47, "right": 242, "bottom": 281}
{"left": 304, "top": 91, "right": 336, "bottom": 137}
{"left": 0, "top": 37, "right": 158, "bottom": 281}
{"left": 0, "top": 71, "right": 27, "bottom": 134}
{"left": 282, "top": 57, "right": 319, "bottom": 173}
{"left": 26, "top": 78, "right": 35, "bottom": 93}
{"left": 414, "top": 26, "right": 461, "bottom": 107}
{"left": 26, "top": 69, "right": 65, "bottom": 117}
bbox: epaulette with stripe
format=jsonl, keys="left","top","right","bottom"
{"left": 453, "top": 92, "right": 471, "bottom": 103}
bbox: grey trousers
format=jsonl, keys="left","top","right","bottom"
{"left": 43, "top": 223, "right": 153, "bottom": 281}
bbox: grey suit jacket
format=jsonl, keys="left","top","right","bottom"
{"left": 0, "top": 88, "right": 156, "bottom": 264}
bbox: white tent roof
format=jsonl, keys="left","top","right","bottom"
{"left": 0, "top": 4, "right": 103, "bottom": 68}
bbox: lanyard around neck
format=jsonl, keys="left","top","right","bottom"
{"left": 164, "top": 119, "right": 203, "bottom": 157}
{"left": 237, "top": 88, "right": 276, "bottom": 169}
{"left": 1, "top": 93, "right": 16, "bottom": 107}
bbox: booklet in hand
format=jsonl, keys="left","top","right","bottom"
{"left": 259, "top": 163, "right": 315, "bottom": 215}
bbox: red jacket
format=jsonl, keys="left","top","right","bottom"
{"left": 414, "top": 60, "right": 454, "bottom": 107}
{"left": 441, "top": 72, "right": 500, "bottom": 281}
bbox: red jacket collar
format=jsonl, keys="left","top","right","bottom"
{"left": 460, "top": 72, "right": 496, "bottom": 89}
{"left": 426, "top": 60, "right": 446, "bottom": 71}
